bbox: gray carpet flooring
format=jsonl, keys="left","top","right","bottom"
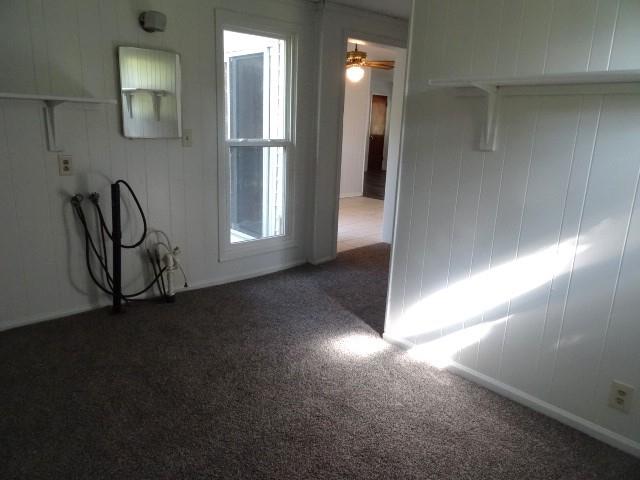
{"left": 1, "top": 244, "right": 639, "bottom": 479}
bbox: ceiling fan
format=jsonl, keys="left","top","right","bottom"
{"left": 345, "top": 44, "right": 395, "bottom": 83}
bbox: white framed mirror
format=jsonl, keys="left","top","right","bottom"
{"left": 118, "top": 46, "right": 182, "bottom": 138}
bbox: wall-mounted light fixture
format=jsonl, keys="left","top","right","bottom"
{"left": 139, "top": 11, "right": 167, "bottom": 33}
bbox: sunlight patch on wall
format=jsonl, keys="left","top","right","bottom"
{"left": 389, "top": 240, "right": 588, "bottom": 339}
{"left": 406, "top": 317, "right": 508, "bottom": 369}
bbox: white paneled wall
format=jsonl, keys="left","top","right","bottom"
{"left": 387, "top": 0, "right": 640, "bottom": 453}
{"left": 0, "top": 0, "right": 318, "bottom": 330}
{"left": 412, "top": 0, "right": 640, "bottom": 85}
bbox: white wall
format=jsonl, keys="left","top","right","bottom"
{"left": 310, "top": 2, "right": 408, "bottom": 263}
{"left": 339, "top": 50, "right": 371, "bottom": 198}
{"left": 387, "top": 0, "right": 640, "bottom": 455}
{"left": 0, "top": 0, "right": 319, "bottom": 330}
{"left": 382, "top": 51, "right": 406, "bottom": 243}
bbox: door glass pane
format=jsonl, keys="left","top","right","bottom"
{"left": 224, "top": 30, "right": 286, "bottom": 140}
{"left": 230, "top": 147, "right": 286, "bottom": 243}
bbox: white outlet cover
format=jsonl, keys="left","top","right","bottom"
{"left": 58, "top": 154, "right": 73, "bottom": 176}
{"left": 608, "top": 380, "right": 635, "bottom": 413}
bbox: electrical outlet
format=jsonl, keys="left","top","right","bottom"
{"left": 608, "top": 381, "right": 635, "bottom": 413}
{"left": 58, "top": 154, "right": 73, "bottom": 176}
{"left": 182, "top": 129, "right": 193, "bottom": 147}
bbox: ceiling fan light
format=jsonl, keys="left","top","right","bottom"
{"left": 346, "top": 65, "right": 365, "bottom": 83}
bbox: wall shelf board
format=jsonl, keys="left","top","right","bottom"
{"left": 426, "top": 69, "right": 640, "bottom": 89}
{"left": 426, "top": 71, "right": 640, "bottom": 151}
{"left": 0, "top": 92, "right": 117, "bottom": 151}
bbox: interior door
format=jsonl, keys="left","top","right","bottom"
{"left": 366, "top": 94, "right": 387, "bottom": 172}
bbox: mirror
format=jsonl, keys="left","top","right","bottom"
{"left": 118, "top": 46, "right": 182, "bottom": 138}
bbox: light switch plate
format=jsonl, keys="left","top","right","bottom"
{"left": 182, "top": 129, "right": 193, "bottom": 147}
{"left": 58, "top": 154, "right": 73, "bottom": 176}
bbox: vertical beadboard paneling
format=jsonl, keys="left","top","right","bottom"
{"left": 536, "top": 96, "right": 602, "bottom": 397}
{"left": 418, "top": 98, "right": 467, "bottom": 305}
{"left": 386, "top": 97, "right": 421, "bottom": 328}
{"left": 458, "top": 145, "right": 505, "bottom": 368}
{"left": 76, "top": 0, "right": 108, "bottom": 98}
{"left": 0, "top": 106, "right": 29, "bottom": 322}
{"left": 588, "top": 0, "right": 620, "bottom": 71}
{"left": 515, "top": 0, "right": 554, "bottom": 76}
{"left": 420, "top": 0, "right": 449, "bottom": 80}
{"left": 550, "top": 95, "right": 640, "bottom": 420}
{"left": 442, "top": 0, "right": 476, "bottom": 78}
{"left": 26, "top": 0, "right": 52, "bottom": 94}
{"left": 42, "top": 0, "right": 84, "bottom": 97}
{"left": 4, "top": 103, "right": 60, "bottom": 316}
{"left": 594, "top": 179, "right": 640, "bottom": 439}
{"left": 494, "top": 0, "right": 525, "bottom": 77}
{"left": 0, "top": 1, "right": 37, "bottom": 93}
{"left": 446, "top": 103, "right": 484, "bottom": 291}
{"left": 499, "top": 96, "right": 581, "bottom": 394}
{"left": 443, "top": 99, "right": 484, "bottom": 338}
{"left": 422, "top": 0, "right": 640, "bottom": 80}
{"left": 398, "top": 94, "right": 438, "bottom": 320}
{"left": 545, "top": 0, "right": 597, "bottom": 73}
{"left": 470, "top": 0, "right": 503, "bottom": 78}
{"left": 609, "top": 0, "right": 640, "bottom": 69}
{"left": 476, "top": 97, "right": 538, "bottom": 379}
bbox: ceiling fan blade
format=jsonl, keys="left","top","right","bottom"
{"left": 365, "top": 60, "right": 395, "bottom": 70}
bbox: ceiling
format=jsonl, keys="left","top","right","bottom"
{"left": 324, "top": 0, "right": 412, "bottom": 20}
{"left": 348, "top": 39, "right": 404, "bottom": 61}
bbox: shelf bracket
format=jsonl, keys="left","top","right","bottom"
{"left": 473, "top": 83, "right": 500, "bottom": 152}
{"left": 42, "top": 100, "right": 64, "bottom": 152}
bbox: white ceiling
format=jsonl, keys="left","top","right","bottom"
{"left": 348, "top": 40, "right": 403, "bottom": 61}
{"left": 327, "top": 0, "right": 412, "bottom": 20}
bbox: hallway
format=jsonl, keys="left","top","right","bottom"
{"left": 337, "top": 196, "right": 384, "bottom": 253}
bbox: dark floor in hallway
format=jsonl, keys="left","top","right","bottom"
{"left": 1, "top": 244, "right": 639, "bottom": 479}
{"left": 363, "top": 168, "right": 386, "bottom": 200}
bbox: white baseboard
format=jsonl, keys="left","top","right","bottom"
{"left": 308, "top": 254, "right": 336, "bottom": 265}
{"left": 382, "top": 332, "right": 415, "bottom": 349}
{"left": 186, "top": 259, "right": 307, "bottom": 291}
{"left": 1, "top": 259, "right": 308, "bottom": 333}
{"left": 383, "top": 333, "right": 640, "bottom": 458}
{"left": 0, "top": 303, "right": 107, "bottom": 332}
{"left": 339, "top": 192, "right": 363, "bottom": 198}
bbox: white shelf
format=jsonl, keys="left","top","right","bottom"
{"left": 0, "top": 92, "right": 117, "bottom": 151}
{"left": 121, "top": 89, "right": 172, "bottom": 121}
{"left": 426, "top": 70, "right": 640, "bottom": 152}
{"left": 0, "top": 92, "right": 117, "bottom": 104}
{"left": 426, "top": 69, "right": 640, "bottom": 88}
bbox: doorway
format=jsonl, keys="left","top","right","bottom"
{"left": 337, "top": 39, "right": 407, "bottom": 254}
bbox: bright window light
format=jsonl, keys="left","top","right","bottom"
{"left": 223, "top": 29, "right": 289, "bottom": 244}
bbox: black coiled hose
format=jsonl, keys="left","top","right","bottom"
{"left": 71, "top": 180, "right": 169, "bottom": 302}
